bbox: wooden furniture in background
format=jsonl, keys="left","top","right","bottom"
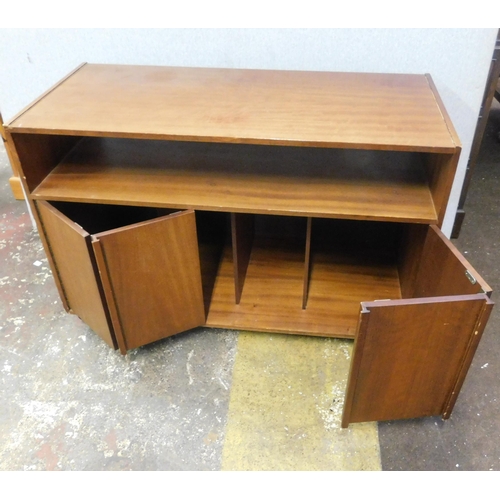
{"left": 3, "top": 64, "right": 493, "bottom": 427}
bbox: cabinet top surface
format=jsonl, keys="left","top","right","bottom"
{"left": 7, "top": 63, "right": 458, "bottom": 152}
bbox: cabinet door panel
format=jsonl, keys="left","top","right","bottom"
{"left": 36, "top": 201, "right": 116, "bottom": 348}
{"left": 342, "top": 295, "right": 493, "bottom": 427}
{"left": 92, "top": 210, "right": 205, "bottom": 353}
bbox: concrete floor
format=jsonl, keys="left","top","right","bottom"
{"left": 0, "top": 109, "right": 499, "bottom": 470}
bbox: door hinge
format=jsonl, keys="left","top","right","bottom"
{"left": 465, "top": 269, "right": 477, "bottom": 285}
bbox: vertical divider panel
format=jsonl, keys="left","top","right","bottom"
{"left": 231, "top": 213, "right": 255, "bottom": 304}
{"left": 196, "top": 211, "right": 228, "bottom": 317}
{"left": 302, "top": 217, "right": 313, "bottom": 309}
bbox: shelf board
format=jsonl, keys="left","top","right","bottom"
{"left": 7, "top": 64, "right": 457, "bottom": 153}
{"left": 205, "top": 238, "right": 402, "bottom": 338}
{"left": 32, "top": 137, "right": 438, "bottom": 224}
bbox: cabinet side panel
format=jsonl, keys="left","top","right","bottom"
{"left": 10, "top": 133, "right": 80, "bottom": 192}
{"left": 423, "top": 151, "right": 460, "bottom": 227}
{"left": 1, "top": 114, "right": 24, "bottom": 199}
{"left": 95, "top": 210, "right": 205, "bottom": 351}
{"left": 344, "top": 296, "right": 489, "bottom": 425}
{"left": 397, "top": 224, "right": 428, "bottom": 299}
{"left": 36, "top": 201, "right": 116, "bottom": 348}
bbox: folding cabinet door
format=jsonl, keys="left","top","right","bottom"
{"left": 36, "top": 200, "right": 116, "bottom": 348}
{"left": 342, "top": 224, "right": 494, "bottom": 427}
{"left": 92, "top": 209, "right": 205, "bottom": 353}
{"left": 341, "top": 295, "right": 492, "bottom": 427}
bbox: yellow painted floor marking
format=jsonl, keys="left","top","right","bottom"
{"left": 221, "top": 332, "right": 381, "bottom": 471}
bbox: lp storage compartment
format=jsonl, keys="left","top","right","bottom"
{"left": 3, "top": 64, "right": 493, "bottom": 426}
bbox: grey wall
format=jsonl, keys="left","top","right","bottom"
{"left": 0, "top": 28, "right": 497, "bottom": 235}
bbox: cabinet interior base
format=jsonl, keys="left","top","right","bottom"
{"left": 205, "top": 233, "right": 402, "bottom": 338}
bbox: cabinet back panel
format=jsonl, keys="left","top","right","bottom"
{"left": 311, "top": 218, "right": 400, "bottom": 256}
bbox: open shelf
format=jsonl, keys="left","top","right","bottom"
{"left": 31, "top": 137, "right": 438, "bottom": 224}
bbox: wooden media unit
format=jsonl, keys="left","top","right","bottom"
{"left": 2, "top": 64, "right": 493, "bottom": 427}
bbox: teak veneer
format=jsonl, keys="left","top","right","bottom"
{"left": 3, "top": 63, "right": 492, "bottom": 428}
{"left": 31, "top": 138, "right": 437, "bottom": 223}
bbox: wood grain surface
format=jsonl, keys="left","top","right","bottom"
{"left": 31, "top": 137, "right": 438, "bottom": 223}
{"left": 92, "top": 209, "right": 205, "bottom": 352}
{"left": 342, "top": 295, "right": 493, "bottom": 426}
{"left": 7, "top": 64, "right": 457, "bottom": 152}
{"left": 8, "top": 64, "right": 492, "bottom": 429}
{"left": 412, "top": 225, "right": 491, "bottom": 297}
{"left": 424, "top": 151, "right": 460, "bottom": 226}
{"left": 397, "top": 223, "right": 429, "bottom": 299}
{"left": 231, "top": 213, "right": 255, "bottom": 304}
{"left": 11, "top": 133, "right": 80, "bottom": 191}
{"left": 195, "top": 211, "right": 228, "bottom": 318}
{"left": 302, "top": 218, "right": 313, "bottom": 309}
{"left": 1, "top": 113, "right": 26, "bottom": 199}
{"left": 36, "top": 201, "right": 116, "bottom": 348}
{"left": 207, "top": 218, "right": 402, "bottom": 337}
